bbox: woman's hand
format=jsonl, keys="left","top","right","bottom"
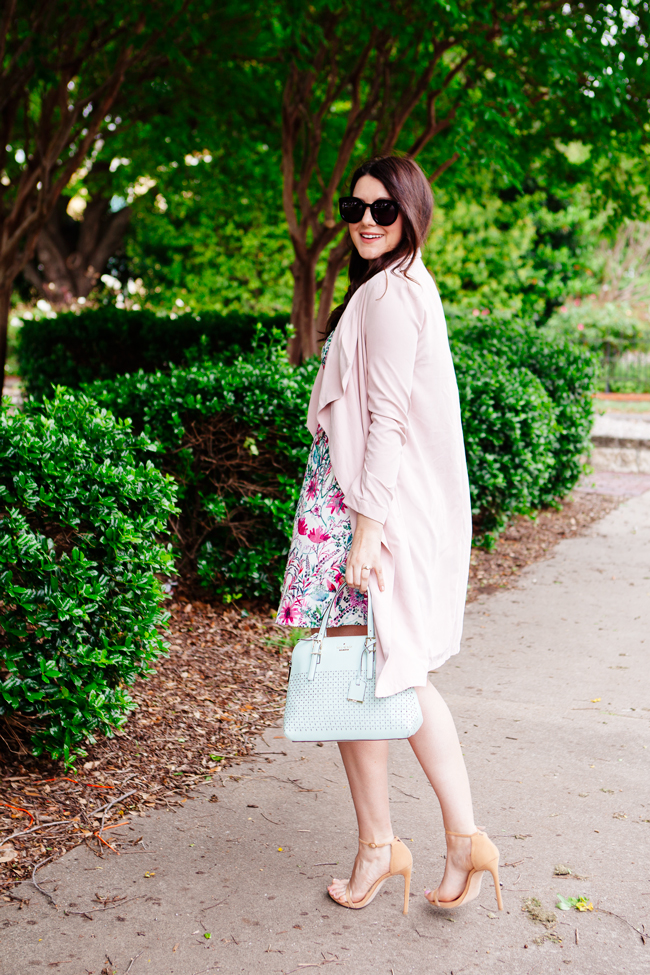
{"left": 345, "top": 513, "right": 385, "bottom": 593}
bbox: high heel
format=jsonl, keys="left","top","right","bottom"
{"left": 329, "top": 836, "right": 413, "bottom": 914}
{"left": 425, "top": 829, "right": 503, "bottom": 911}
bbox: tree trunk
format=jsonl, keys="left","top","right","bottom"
{"left": 0, "top": 282, "right": 12, "bottom": 397}
{"left": 22, "top": 196, "right": 132, "bottom": 307}
{"left": 288, "top": 255, "right": 320, "bottom": 365}
{"left": 287, "top": 233, "right": 352, "bottom": 365}
{"left": 314, "top": 237, "right": 351, "bottom": 339}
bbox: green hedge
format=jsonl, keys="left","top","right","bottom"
{"left": 85, "top": 340, "right": 318, "bottom": 600}
{"left": 0, "top": 391, "right": 178, "bottom": 763}
{"left": 449, "top": 315, "right": 596, "bottom": 500}
{"left": 453, "top": 344, "right": 557, "bottom": 538}
{"left": 17, "top": 306, "right": 288, "bottom": 400}
{"left": 84, "top": 324, "right": 594, "bottom": 594}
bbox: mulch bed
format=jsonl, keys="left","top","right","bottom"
{"left": 0, "top": 489, "right": 620, "bottom": 895}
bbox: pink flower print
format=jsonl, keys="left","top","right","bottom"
{"left": 327, "top": 490, "right": 346, "bottom": 515}
{"left": 307, "top": 526, "right": 331, "bottom": 544}
{"left": 279, "top": 599, "right": 300, "bottom": 624}
{"left": 297, "top": 517, "right": 308, "bottom": 536}
{"left": 306, "top": 476, "right": 318, "bottom": 500}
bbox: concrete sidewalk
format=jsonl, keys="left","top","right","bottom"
{"left": 2, "top": 491, "right": 649, "bottom": 975}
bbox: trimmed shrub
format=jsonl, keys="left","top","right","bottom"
{"left": 0, "top": 391, "right": 178, "bottom": 764}
{"left": 17, "top": 306, "right": 289, "bottom": 399}
{"left": 85, "top": 342, "right": 318, "bottom": 601}
{"left": 453, "top": 345, "right": 557, "bottom": 540}
{"left": 449, "top": 315, "right": 596, "bottom": 499}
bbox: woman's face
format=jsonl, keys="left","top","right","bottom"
{"left": 348, "top": 174, "right": 403, "bottom": 260}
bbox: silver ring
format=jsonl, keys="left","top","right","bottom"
{"left": 362, "top": 564, "right": 372, "bottom": 570}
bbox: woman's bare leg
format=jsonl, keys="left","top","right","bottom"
{"left": 409, "top": 680, "right": 477, "bottom": 901}
{"left": 313, "top": 625, "right": 394, "bottom": 905}
{"left": 327, "top": 739, "right": 393, "bottom": 905}
{"left": 319, "top": 618, "right": 476, "bottom": 903}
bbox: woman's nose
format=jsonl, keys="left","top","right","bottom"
{"left": 360, "top": 208, "right": 377, "bottom": 227}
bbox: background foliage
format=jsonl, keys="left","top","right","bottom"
{"left": 449, "top": 315, "right": 597, "bottom": 503}
{"left": 543, "top": 298, "right": 650, "bottom": 355}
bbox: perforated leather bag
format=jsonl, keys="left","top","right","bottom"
{"left": 283, "top": 585, "right": 423, "bottom": 742}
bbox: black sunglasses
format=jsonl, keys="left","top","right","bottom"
{"left": 338, "top": 196, "right": 400, "bottom": 226}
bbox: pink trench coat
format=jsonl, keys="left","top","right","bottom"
{"left": 307, "top": 255, "right": 472, "bottom": 698}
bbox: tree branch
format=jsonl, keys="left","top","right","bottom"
{"left": 379, "top": 39, "right": 455, "bottom": 154}
{"left": 317, "top": 34, "right": 391, "bottom": 217}
{"left": 428, "top": 151, "right": 460, "bottom": 183}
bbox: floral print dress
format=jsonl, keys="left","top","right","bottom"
{"left": 276, "top": 333, "right": 368, "bottom": 629}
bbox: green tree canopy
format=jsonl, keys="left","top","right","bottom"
{"left": 258, "top": 0, "right": 650, "bottom": 360}
{"left": 0, "top": 0, "right": 254, "bottom": 389}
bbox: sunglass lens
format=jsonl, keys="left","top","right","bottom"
{"left": 371, "top": 201, "right": 398, "bottom": 226}
{"left": 339, "top": 199, "right": 364, "bottom": 223}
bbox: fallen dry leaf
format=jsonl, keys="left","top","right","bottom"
{"left": 0, "top": 844, "right": 18, "bottom": 863}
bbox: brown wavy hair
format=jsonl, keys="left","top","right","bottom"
{"left": 325, "top": 156, "right": 433, "bottom": 337}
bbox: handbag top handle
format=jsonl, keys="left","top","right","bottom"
{"left": 314, "top": 582, "right": 375, "bottom": 643}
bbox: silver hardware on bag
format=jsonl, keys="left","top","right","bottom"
{"left": 283, "top": 583, "right": 423, "bottom": 743}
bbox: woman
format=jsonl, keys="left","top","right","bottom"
{"left": 277, "top": 155, "right": 502, "bottom": 914}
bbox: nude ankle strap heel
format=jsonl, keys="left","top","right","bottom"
{"left": 426, "top": 829, "right": 503, "bottom": 912}
{"left": 330, "top": 836, "right": 413, "bottom": 914}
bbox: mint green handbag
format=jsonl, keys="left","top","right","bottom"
{"left": 283, "top": 585, "right": 423, "bottom": 742}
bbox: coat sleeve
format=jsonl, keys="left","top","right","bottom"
{"left": 345, "top": 272, "right": 424, "bottom": 523}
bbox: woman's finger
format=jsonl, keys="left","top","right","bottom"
{"left": 375, "top": 562, "right": 386, "bottom": 593}
{"left": 359, "top": 563, "right": 370, "bottom": 593}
